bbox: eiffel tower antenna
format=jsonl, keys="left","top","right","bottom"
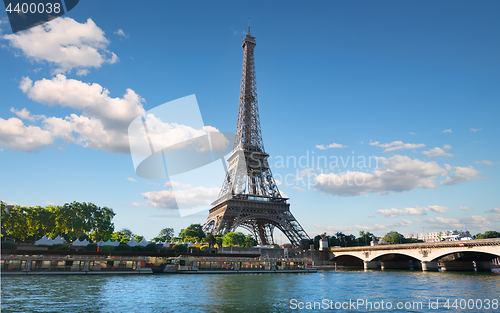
{"left": 203, "top": 25, "right": 310, "bottom": 248}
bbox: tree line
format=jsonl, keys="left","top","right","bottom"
{"left": 148, "top": 224, "right": 258, "bottom": 247}
{"left": 1, "top": 201, "right": 115, "bottom": 243}
{"left": 1, "top": 201, "right": 260, "bottom": 249}
{"left": 311, "top": 230, "right": 424, "bottom": 249}
{"left": 5, "top": 201, "right": 497, "bottom": 248}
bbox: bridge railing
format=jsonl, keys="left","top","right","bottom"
{"left": 329, "top": 238, "right": 500, "bottom": 252}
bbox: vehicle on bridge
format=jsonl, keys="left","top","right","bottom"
{"left": 438, "top": 235, "right": 473, "bottom": 241}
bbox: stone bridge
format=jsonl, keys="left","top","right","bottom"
{"left": 329, "top": 238, "right": 500, "bottom": 271}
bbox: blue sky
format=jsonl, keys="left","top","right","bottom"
{"left": 1, "top": 1, "right": 499, "bottom": 241}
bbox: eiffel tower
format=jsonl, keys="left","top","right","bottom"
{"left": 203, "top": 26, "right": 310, "bottom": 248}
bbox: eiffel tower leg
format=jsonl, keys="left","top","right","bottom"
{"left": 257, "top": 220, "right": 269, "bottom": 245}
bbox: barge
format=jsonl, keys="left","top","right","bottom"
{"left": 1, "top": 253, "right": 153, "bottom": 275}
{"left": 164, "top": 256, "right": 317, "bottom": 274}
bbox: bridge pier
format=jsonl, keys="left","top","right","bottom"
{"left": 475, "top": 261, "right": 492, "bottom": 272}
{"left": 440, "top": 261, "right": 475, "bottom": 271}
{"left": 421, "top": 261, "right": 439, "bottom": 271}
{"left": 380, "top": 260, "right": 411, "bottom": 270}
{"left": 363, "top": 261, "right": 378, "bottom": 270}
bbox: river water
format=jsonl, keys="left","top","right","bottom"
{"left": 2, "top": 269, "right": 499, "bottom": 312}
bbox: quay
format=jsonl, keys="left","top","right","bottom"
{"left": 1, "top": 249, "right": 316, "bottom": 275}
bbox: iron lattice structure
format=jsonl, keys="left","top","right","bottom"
{"left": 203, "top": 28, "right": 310, "bottom": 248}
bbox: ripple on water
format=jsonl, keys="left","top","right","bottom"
{"left": 1, "top": 270, "right": 499, "bottom": 312}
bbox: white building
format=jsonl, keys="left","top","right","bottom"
{"left": 406, "top": 230, "right": 471, "bottom": 242}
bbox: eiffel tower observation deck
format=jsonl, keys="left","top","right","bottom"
{"left": 203, "top": 26, "right": 310, "bottom": 248}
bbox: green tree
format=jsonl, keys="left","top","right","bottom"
{"left": 145, "top": 242, "right": 158, "bottom": 252}
{"left": 1, "top": 202, "right": 115, "bottom": 243}
{"left": 359, "top": 231, "right": 374, "bottom": 246}
{"left": 133, "top": 235, "right": 144, "bottom": 243}
{"left": 475, "top": 231, "right": 500, "bottom": 239}
{"left": 222, "top": 232, "right": 246, "bottom": 247}
{"left": 244, "top": 234, "right": 258, "bottom": 247}
{"left": 91, "top": 204, "right": 115, "bottom": 241}
{"left": 111, "top": 228, "right": 133, "bottom": 243}
{"left": 31, "top": 206, "right": 55, "bottom": 240}
{"left": 383, "top": 231, "right": 404, "bottom": 244}
{"left": 0, "top": 201, "right": 6, "bottom": 239}
{"left": 335, "top": 232, "right": 346, "bottom": 247}
{"left": 2, "top": 206, "right": 34, "bottom": 242}
{"left": 154, "top": 227, "right": 174, "bottom": 242}
{"left": 172, "top": 243, "right": 187, "bottom": 253}
{"left": 179, "top": 224, "right": 205, "bottom": 240}
{"left": 205, "top": 234, "right": 216, "bottom": 247}
{"left": 344, "top": 234, "right": 357, "bottom": 247}
{"left": 215, "top": 235, "right": 223, "bottom": 247}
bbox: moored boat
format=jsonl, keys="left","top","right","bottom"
{"left": 1, "top": 253, "right": 152, "bottom": 275}
{"left": 163, "top": 256, "right": 317, "bottom": 274}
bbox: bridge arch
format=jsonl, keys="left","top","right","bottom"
{"left": 366, "top": 251, "right": 423, "bottom": 263}
{"left": 429, "top": 249, "right": 500, "bottom": 262}
{"left": 331, "top": 254, "right": 364, "bottom": 269}
{"left": 369, "top": 252, "right": 423, "bottom": 270}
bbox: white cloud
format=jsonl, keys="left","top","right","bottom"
{"left": 275, "top": 179, "right": 282, "bottom": 186}
{"left": 369, "top": 140, "right": 425, "bottom": 152}
{"left": 422, "top": 145, "right": 453, "bottom": 157}
{"left": 8, "top": 74, "right": 146, "bottom": 153}
{"left": 21, "top": 75, "right": 145, "bottom": 127}
{"left": 127, "top": 177, "right": 138, "bottom": 182}
{"left": 3, "top": 17, "right": 118, "bottom": 74}
{"left": 314, "top": 155, "right": 446, "bottom": 196}
{"left": 486, "top": 208, "right": 500, "bottom": 214}
{"left": 312, "top": 224, "right": 353, "bottom": 234}
{"left": 144, "top": 114, "right": 220, "bottom": 153}
{"left": 470, "top": 128, "right": 482, "bottom": 133}
{"left": 142, "top": 184, "right": 219, "bottom": 210}
{"left": 164, "top": 181, "right": 191, "bottom": 189}
{"left": 9, "top": 107, "right": 41, "bottom": 122}
{"left": 442, "top": 129, "right": 452, "bottom": 134}
{"left": 114, "top": 29, "right": 128, "bottom": 38}
{"left": 316, "top": 143, "right": 347, "bottom": 150}
{"left": 0, "top": 117, "right": 54, "bottom": 152}
{"left": 76, "top": 69, "right": 90, "bottom": 76}
{"left": 355, "top": 219, "right": 414, "bottom": 232}
{"left": 230, "top": 27, "right": 246, "bottom": 37}
{"left": 440, "top": 165, "right": 480, "bottom": 186}
{"left": 291, "top": 186, "right": 305, "bottom": 192}
{"left": 459, "top": 206, "right": 469, "bottom": 210}
{"left": 424, "top": 214, "right": 499, "bottom": 230}
{"left": 409, "top": 132, "right": 416, "bottom": 136}
{"left": 314, "top": 219, "right": 414, "bottom": 234}
{"left": 44, "top": 114, "right": 131, "bottom": 153}
{"left": 475, "top": 160, "right": 494, "bottom": 166}
{"left": 376, "top": 205, "right": 449, "bottom": 218}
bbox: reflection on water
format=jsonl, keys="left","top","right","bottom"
{"left": 2, "top": 270, "right": 499, "bottom": 312}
